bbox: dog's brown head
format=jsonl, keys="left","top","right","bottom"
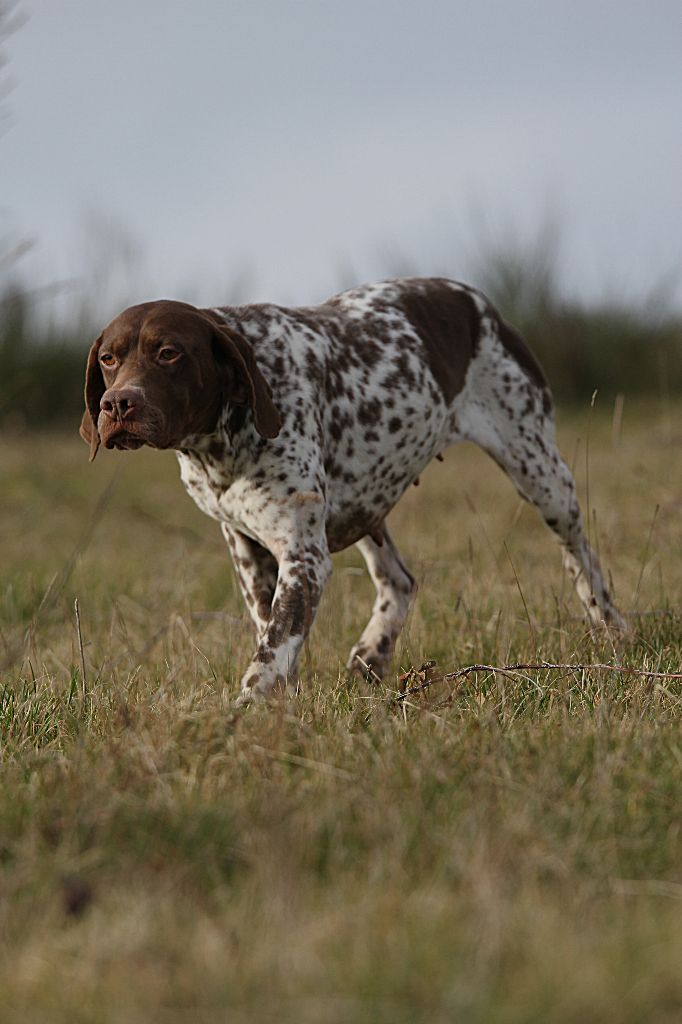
{"left": 79, "top": 300, "right": 282, "bottom": 460}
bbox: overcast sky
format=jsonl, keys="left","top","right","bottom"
{"left": 3, "top": 0, "right": 682, "bottom": 322}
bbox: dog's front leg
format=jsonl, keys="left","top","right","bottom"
{"left": 235, "top": 520, "right": 332, "bottom": 705}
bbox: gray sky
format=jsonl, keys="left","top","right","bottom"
{"left": 3, "top": 0, "right": 682, "bottom": 322}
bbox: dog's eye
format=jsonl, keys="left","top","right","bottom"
{"left": 100, "top": 353, "right": 117, "bottom": 367}
{"left": 158, "top": 347, "right": 181, "bottom": 362}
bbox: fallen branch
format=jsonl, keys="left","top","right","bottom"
{"left": 394, "top": 660, "right": 682, "bottom": 702}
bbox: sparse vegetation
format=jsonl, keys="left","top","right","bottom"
{"left": 0, "top": 401, "right": 680, "bottom": 1021}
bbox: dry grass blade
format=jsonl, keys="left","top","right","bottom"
{"left": 73, "top": 596, "right": 87, "bottom": 698}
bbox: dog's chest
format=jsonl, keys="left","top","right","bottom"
{"left": 178, "top": 463, "right": 223, "bottom": 521}
{"left": 176, "top": 451, "right": 238, "bottom": 523}
{"left": 176, "top": 449, "right": 277, "bottom": 544}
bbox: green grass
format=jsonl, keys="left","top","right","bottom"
{"left": 0, "top": 399, "right": 680, "bottom": 1022}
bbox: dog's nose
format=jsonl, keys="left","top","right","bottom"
{"left": 101, "top": 387, "right": 140, "bottom": 420}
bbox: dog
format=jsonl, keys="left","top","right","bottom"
{"left": 80, "top": 277, "right": 624, "bottom": 702}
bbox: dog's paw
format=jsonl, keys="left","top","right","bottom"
{"left": 235, "top": 686, "right": 267, "bottom": 708}
{"left": 236, "top": 666, "right": 289, "bottom": 706}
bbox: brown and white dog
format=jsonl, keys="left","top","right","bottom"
{"left": 80, "top": 277, "right": 624, "bottom": 702}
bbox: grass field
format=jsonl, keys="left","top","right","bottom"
{"left": 0, "top": 398, "right": 681, "bottom": 1023}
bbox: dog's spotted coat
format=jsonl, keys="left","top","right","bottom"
{"left": 80, "top": 277, "right": 624, "bottom": 703}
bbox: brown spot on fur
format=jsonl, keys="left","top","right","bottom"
{"left": 357, "top": 401, "right": 376, "bottom": 426}
{"left": 398, "top": 280, "right": 480, "bottom": 402}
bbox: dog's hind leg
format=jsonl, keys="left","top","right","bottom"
{"left": 347, "top": 526, "right": 417, "bottom": 677}
{"left": 460, "top": 397, "right": 625, "bottom": 630}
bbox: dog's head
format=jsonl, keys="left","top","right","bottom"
{"left": 79, "top": 300, "right": 282, "bottom": 459}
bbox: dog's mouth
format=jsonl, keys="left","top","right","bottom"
{"left": 98, "top": 406, "right": 170, "bottom": 451}
{"left": 100, "top": 422, "right": 156, "bottom": 451}
{"left": 107, "top": 432, "right": 146, "bottom": 450}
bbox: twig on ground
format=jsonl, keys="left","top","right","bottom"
{"left": 393, "top": 659, "right": 682, "bottom": 702}
{"left": 353, "top": 655, "right": 383, "bottom": 685}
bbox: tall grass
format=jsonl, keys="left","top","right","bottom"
{"left": 0, "top": 405, "right": 680, "bottom": 1021}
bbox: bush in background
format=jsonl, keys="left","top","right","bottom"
{"left": 475, "top": 227, "right": 681, "bottom": 403}
{"left": 0, "top": 282, "right": 87, "bottom": 430}
{"left": 1, "top": 240, "right": 681, "bottom": 432}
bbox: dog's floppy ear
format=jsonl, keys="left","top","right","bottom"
{"left": 80, "top": 333, "right": 104, "bottom": 461}
{"left": 209, "top": 320, "right": 282, "bottom": 439}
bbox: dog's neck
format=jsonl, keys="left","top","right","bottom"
{"left": 175, "top": 399, "right": 261, "bottom": 485}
